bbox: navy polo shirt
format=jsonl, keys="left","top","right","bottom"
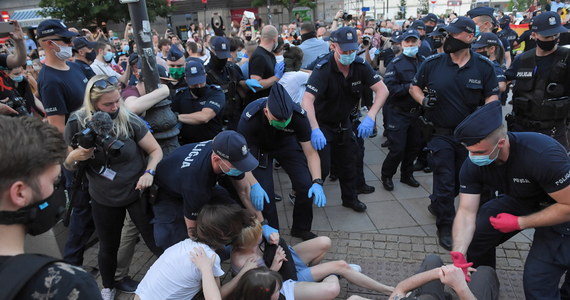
{"left": 516, "top": 30, "right": 536, "bottom": 52}
{"left": 412, "top": 51, "right": 499, "bottom": 129}
{"left": 38, "top": 61, "right": 89, "bottom": 118}
{"left": 505, "top": 50, "right": 559, "bottom": 81}
{"left": 171, "top": 85, "right": 225, "bottom": 145}
{"left": 154, "top": 141, "right": 244, "bottom": 220}
{"left": 492, "top": 61, "right": 506, "bottom": 83}
{"left": 305, "top": 55, "right": 381, "bottom": 126}
{"left": 247, "top": 46, "right": 276, "bottom": 102}
{"left": 74, "top": 59, "right": 96, "bottom": 80}
{"left": 460, "top": 132, "right": 570, "bottom": 207}
{"left": 237, "top": 98, "right": 312, "bottom": 152}
{"left": 384, "top": 54, "right": 424, "bottom": 111}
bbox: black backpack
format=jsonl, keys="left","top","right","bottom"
{"left": 0, "top": 254, "right": 60, "bottom": 299}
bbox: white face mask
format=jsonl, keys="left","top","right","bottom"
{"left": 54, "top": 44, "right": 73, "bottom": 61}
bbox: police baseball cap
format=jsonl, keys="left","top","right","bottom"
{"left": 72, "top": 37, "right": 97, "bottom": 51}
{"left": 212, "top": 130, "right": 258, "bottom": 172}
{"left": 454, "top": 101, "right": 502, "bottom": 146}
{"left": 499, "top": 15, "right": 511, "bottom": 24}
{"left": 410, "top": 20, "right": 426, "bottom": 31}
{"left": 167, "top": 45, "right": 185, "bottom": 61}
{"left": 467, "top": 7, "right": 495, "bottom": 19}
{"left": 185, "top": 60, "right": 206, "bottom": 85}
{"left": 402, "top": 29, "right": 421, "bottom": 41}
{"left": 329, "top": 27, "right": 359, "bottom": 51}
{"left": 439, "top": 16, "right": 476, "bottom": 34}
{"left": 471, "top": 32, "right": 501, "bottom": 48}
{"left": 428, "top": 25, "right": 446, "bottom": 37}
{"left": 37, "top": 19, "right": 78, "bottom": 39}
{"left": 422, "top": 13, "right": 438, "bottom": 23}
{"left": 267, "top": 83, "right": 293, "bottom": 120}
{"left": 531, "top": 11, "right": 567, "bottom": 37}
{"left": 211, "top": 36, "right": 231, "bottom": 59}
{"left": 390, "top": 31, "right": 404, "bottom": 43}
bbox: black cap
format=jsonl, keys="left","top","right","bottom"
{"left": 500, "top": 15, "right": 511, "bottom": 24}
{"left": 454, "top": 101, "right": 503, "bottom": 146}
{"left": 390, "top": 31, "right": 404, "bottom": 43}
{"left": 422, "top": 13, "right": 438, "bottom": 23}
{"left": 167, "top": 46, "right": 184, "bottom": 61}
{"left": 267, "top": 83, "right": 293, "bottom": 120}
{"left": 440, "top": 16, "right": 476, "bottom": 34}
{"left": 402, "top": 29, "right": 421, "bottom": 40}
{"left": 329, "top": 27, "right": 359, "bottom": 51}
{"left": 410, "top": 20, "right": 426, "bottom": 31}
{"left": 428, "top": 25, "right": 446, "bottom": 37}
{"left": 531, "top": 11, "right": 567, "bottom": 36}
{"left": 37, "top": 19, "right": 78, "bottom": 39}
{"left": 211, "top": 36, "right": 231, "bottom": 59}
{"left": 467, "top": 7, "right": 495, "bottom": 18}
{"left": 72, "top": 37, "right": 97, "bottom": 51}
{"left": 185, "top": 60, "right": 206, "bottom": 85}
{"left": 472, "top": 32, "right": 501, "bottom": 48}
{"left": 212, "top": 130, "right": 258, "bottom": 172}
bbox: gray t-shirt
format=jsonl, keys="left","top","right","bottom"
{"left": 65, "top": 111, "right": 148, "bottom": 207}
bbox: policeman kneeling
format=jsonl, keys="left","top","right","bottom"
{"left": 505, "top": 11, "right": 570, "bottom": 149}
{"left": 151, "top": 130, "right": 268, "bottom": 249}
{"left": 237, "top": 83, "right": 326, "bottom": 240}
{"left": 451, "top": 101, "right": 570, "bottom": 299}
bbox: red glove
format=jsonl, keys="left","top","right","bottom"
{"left": 489, "top": 213, "right": 521, "bottom": 233}
{"left": 450, "top": 251, "right": 473, "bottom": 282}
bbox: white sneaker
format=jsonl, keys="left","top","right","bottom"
{"left": 349, "top": 264, "right": 362, "bottom": 273}
{"left": 101, "top": 288, "right": 116, "bottom": 300}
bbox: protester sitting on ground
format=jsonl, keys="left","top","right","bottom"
{"left": 231, "top": 219, "right": 394, "bottom": 295}
{"left": 135, "top": 204, "right": 257, "bottom": 300}
{"left": 231, "top": 266, "right": 340, "bottom": 300}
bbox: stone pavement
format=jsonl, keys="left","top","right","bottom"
{"left": 83, "top": 118, "right": 531, "bottom": 299}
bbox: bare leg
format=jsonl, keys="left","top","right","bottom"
{"left": 292, "top": 236, "right": 331, "bottom": 266}
{"left": 310, "top": 260, "right": 394, "bottom": 295}
{"left": 294, "top": 275, "right": 340, "bottom": 300}
{"left": 347, "top": 296, "right": 372, "bottom": 300}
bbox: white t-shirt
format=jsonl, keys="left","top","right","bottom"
{"left": 136, "top": 239, "right": 224, "bottom": 300}
{"left": 278, "top": 71, "right": 310, "bottom": 104}
{"left": 90, "top": 59, "right": 121, "bottom": 77}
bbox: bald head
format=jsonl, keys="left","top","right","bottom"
{"left": 261, "top": 25, "right": 278, "bottom": 40}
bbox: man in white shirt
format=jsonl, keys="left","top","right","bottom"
{"left": 90, "top": 41, "right": 128, "bottom": 84}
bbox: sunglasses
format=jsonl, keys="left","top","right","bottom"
{"left": 49, "top": 37, "right": 73, "bottom": 44}
{"left": 92, "top": 76, "right": 119, "bottom": 90}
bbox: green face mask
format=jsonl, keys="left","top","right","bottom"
{"left": 169, "top": 67, "right": 185, "bottom": 80}
{"left": 269, "top": 118, "right": 292, "bottom": 130}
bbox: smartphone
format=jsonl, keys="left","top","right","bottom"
{"left": 244, "top": 11, "right": 255, "bottom": 20}
{"left": 0, "top": 22, "right": 15, "bottom": 38}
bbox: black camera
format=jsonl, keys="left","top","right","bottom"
{"left": 362, "top": 36, "right": 371, "bottom": 47}
{"left": 73, "top": 125, "right": 124, "bottom": 157}
{"left": 5, "top": 95, "right": 29, "bottom": 116}
{"left": 342, "top": 12, "right": 353, "bottom": 21}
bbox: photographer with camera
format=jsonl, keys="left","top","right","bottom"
{"left": 0, "top": 20, "right": 30, "bottom": 115}
{"left": 2, "top": 66, "right": 45, "bottom": 117}
{"left": 63, "top": 75, "right": 164, "bottom": 300}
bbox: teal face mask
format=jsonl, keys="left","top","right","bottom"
{"left": 339, "top": 51, "right": 356, "bottom": 65}
{"left": 12, "top": 75, "right": 24, "bottom": 82}
{"left": 221, "top": 160, "right": 243, "bottom": 177}
{"left": 403, "top": 46, "right": 419, "bottom": 57}
{"left": 469, "top": 141, "right": 500, "bottom": 166}
{"left": 475, "top": 25, "right": 480, "bottom": 37}
{"left": 103, "top": 52, "right": 114, "bottom": 63}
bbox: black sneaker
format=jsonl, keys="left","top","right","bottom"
{"left": 342, "top": 200, "right": 367, "bottom": 212}
{"left": 357, "top": 184, "right": 376, "bottom": 194}
{"left": 291, "top": 229, "right": 318, "bottom": 241}
{"left": 114, "top": 276, "right": 139, "bottom": 294}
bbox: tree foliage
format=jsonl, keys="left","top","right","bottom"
{"left": 396, "top": 0, "right": 407, "bottom": 19}
{"left": 418, "top": 0, "right": 429, "bottom": 15}
{"left": 38, "top": 0, "right": 172, "bottom": 27}
{"left": 251, "top": 0, "right": 316, "bottom": 21}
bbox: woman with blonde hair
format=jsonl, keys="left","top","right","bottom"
{"left": 63, "top": 75, "right": 163, "bottom": 300}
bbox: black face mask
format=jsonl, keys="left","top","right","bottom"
{"left": 477, "top": 50, "right": 489, "bottom": 58}
{"left": 190, "top": 86, "right": 207, "bottom": 98}
{"left": 492, "top": 27, "right": 499, "bottom": 34}
{"left": 85, "top": 51, "right": 97, "bottom": 62}
{"left": 301, "top": 32, "right": 317, "bottom": 42}
{"left": 433, "top": 39, "right": 443, "bottom": 49}
{"left": 536, "top": 38, "right": 558, "bottom": 51}
{"left": 209, "top": 54, "right": 228, "bottom": 71}
{"left": 120, "top": 61, "right": 127, "bottom": 71}
{"left": 245, "top": 36, "right": 252, "bottom": 41}
{"left": 500, "top": 23, "right": 509, "bottom": 30}
{"left": 443, "top": 35, "right": 471, "bottom": 54}
{"left": 425, "top": 25, "right": 435, "bottom": 34}
{"left": 107, "top": 108, "right": 120, "bottom": 120}
{"left": 0, "top": 183, "right": 66, "bottom": 236}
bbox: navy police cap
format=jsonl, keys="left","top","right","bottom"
{"left": 454, "top": 101, "right": 503, "bottom": 146}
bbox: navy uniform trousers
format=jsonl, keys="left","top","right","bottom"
{"left": 427, "top": 134, "right": 468, "bottom": 228}
{"left": 381, "top": 108, "right": 422, "bottom": 178}
{"left": 251, "top": 136, "right": 313, "bottom": 232}
{"left": 466, "top": 194, "right": 570, "bottom": 299}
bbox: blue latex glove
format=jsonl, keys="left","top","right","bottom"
{"left": 251, "top": 183, "right": 270, "bottom": 211}
{"left": 262, "top": 224, "right": 278, "bottom": 242}
{"left": 308, "top": 183, "right": 326, "bottom": 207}
{"left": 274, "top": 61, "right": 285, "bottom": 79}
{"left": 245, "top": 78, "right": 263, "bottom": 93}
{"left": 311, "top": 128, "right": 327, "bottom": 150}
{"left": 357, "top": 115, "right": 375, "bottom": 138}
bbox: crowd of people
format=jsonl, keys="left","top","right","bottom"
{"left": 1, "top": 1, "right": 570, "bottom": 299}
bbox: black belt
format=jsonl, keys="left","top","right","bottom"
{"left": 391, "top": 105, "right": 420, "bottom": 114}
{"left": 514, "top": 116, "right": 565, "bottom": 130}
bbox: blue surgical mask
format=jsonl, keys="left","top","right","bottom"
{"left": 221, "top": 160, "right": 243, "bottom": 177}
{"left": 39, "top": 56, "right": 46, "bottom": 61}
{"left": 103, "top": 52, "right": 114, "bottom": 63}
{"left": 469, "top": 141, "right": 500, "bottom": 166}
{"left": 12, "top": 75, "right": 24, "bottom": 82}
{"left": 26, "top": 60, "right": 33, "bottom": 66}
{"left": 339, "top": 52, "right": 356, "bottom": 65}
{"left": 475, "top": 25, "right": 480, "bottom": 37}
{"left": 403, "top": 46, "right": 419, "bottom": 57}
{"left": 236, "top": 51, "right": 244, "bottom": 62}
{"left": 123, "top": 45, "right": 130, "bottom": 52}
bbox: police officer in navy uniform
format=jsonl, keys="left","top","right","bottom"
{"left": 237, "top": 83, "right": 326, "bottom": 240}
{"left": 172, "top": 60, "right": 225, "bottom": 145}
{"left": 409, "top": 20, "right": 432, "bottom": 59}
{"left": 410, "top": 16, "right": 499, "bottom": 250}
{"left": 165, "top": 46, "right": 189, "bottom": 99}
{"left": 451, "top": 101, "right": 570, "bottom": 299}
{"left": 71, "top": 37, "right": 97, "bottom": 80}
{"left": 302, "top": 26, "right": 390, "bottom": 212}
{"left": 421, "top": 13, "right": 439, "bottom": 50}
{"left": 497, "top": 15, "right": 519, "bottom": 54}
{"left": 380, "top": 29, "right": 424, "bottom": 191}
{"left": 151, "top": 130, "right": 269, "bottom": 249}
{"left": 467, "top": 7, "right": 512, "bottom": 68}
{"left": 205, "top": 36, "right": 261, "bottom": 130}
{"left": 472, "top": 33, "right": 507, "bottom": 97}
{"left": 505, "top": 11, "right": 570, "bottom": 149}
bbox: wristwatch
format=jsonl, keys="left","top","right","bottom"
{"left": 312, "top": 178, "right": 324, "bottom": 185}
{"left": 145, "top": 169, "right": 156, "bottom": 176}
